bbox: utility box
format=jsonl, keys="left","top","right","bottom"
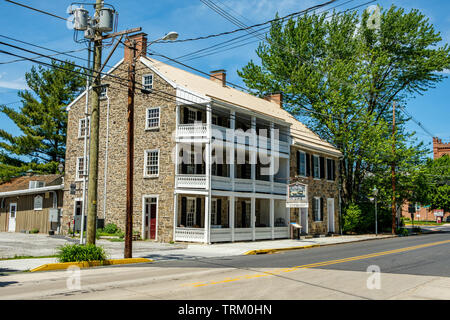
{"left": 97, "top": 8, "right": 114, "bottom": 32}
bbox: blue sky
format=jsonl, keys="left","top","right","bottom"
{"left": 1, "top": 0, "right": 449, "bottom": 159}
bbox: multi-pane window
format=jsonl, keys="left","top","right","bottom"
{"left": 313, "top": 197, "right": 322, "bottom": 221}
{"left": 144, "top": 150, "right": 159, "bottom": 177}
{"left": 78, "top": 117, "right": 90, "bottom": 138}
{"left": 143, "top": 74, "right": 153, "bottom": 91}
{"left": 76, "top": 157, "right": 87, "bottom": 180}
{"left": 188, "top": 108, "right": 197, "bottom": 124}
{"left": 313, "top": 155, "right": 320, "bottom": 179}
{"left": 186, "top": 198, "right": 196, "bottom": 227}
{"left": 298, "top": 151, "right": 306, "bottom": 176}
{"left": 146, "top": 107, "right": 160, "bottom": 129}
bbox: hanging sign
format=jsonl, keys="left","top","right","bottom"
{"left": 286, "top": 183, "right": 308, "bottom": 208}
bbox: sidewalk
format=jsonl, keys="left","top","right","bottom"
{"left": 0, "top": 233, "right": 395, "bottom": 273}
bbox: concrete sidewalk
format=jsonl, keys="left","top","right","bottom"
{"left": 0, "top": 233, "right": 396, "bottom": 273}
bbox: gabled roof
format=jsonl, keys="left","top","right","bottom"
{"left": 0, "top": 174, "right": 63, "bottom": 193}
{"left": 141, "top": 56, "right": 342, "bottom": 156}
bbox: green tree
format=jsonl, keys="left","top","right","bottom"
{"left": 0, "top": 60, "right": 84, "bottom": 178}
{"left": 238, "top": 5, "right": 450, "bottom": 209}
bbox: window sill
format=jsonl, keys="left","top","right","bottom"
{"left": 145, "top": 127, "right": 160, "bottom": 131}
{"left": 144, "top": 175, "right": 159, "bottom": 179}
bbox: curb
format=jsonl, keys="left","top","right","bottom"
{"left": 243, "top": 235, "right": 398, "bottom": 255}
{"left": 30, "top": 258, "right": 152, "bottom": 272}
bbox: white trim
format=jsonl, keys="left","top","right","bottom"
{"left": 142, "top": 195, "right": 159, "bottom": 241}
{"left": 66, "top": 58, "right": 124, "bottom": 111}
{"left": 78, "top": 116, "right": 90, "bottom": 139}
{"left": 327, "top": 198, "right": 335, "bottom": 233}
{"left": 0, "top": 184, "right": 63, "bottom": 198}
{"left": 76, "top": 156, "right": 87, "bottom": 181}
{"left": 312, "top": 154, "right": 321, "bottom": 180}
{"left": 143, "top": 149, "right": 159, "bottom": 178}
{"left": 293, "top": 141, "right": 342, "bottom": 158}
{"left": 145, "top": 107, "right": 161, "bottom": 130}
{"left": 313, "top": 197, "right": 322, "bottom": 222}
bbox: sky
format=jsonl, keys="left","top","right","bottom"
{"left": 0, "top": 0, "right": 449, "bottom": 159}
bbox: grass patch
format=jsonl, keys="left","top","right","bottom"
{"left": 56, "top": 244, "right": 107, "bottom": 262}
{"left": 405, "top": 221, "right": 445, "bottom": 226}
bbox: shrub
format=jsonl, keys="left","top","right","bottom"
{"left": 56, "top": 244, "right": 107, "bottom": 262}
{"left": 103, "top": 223, "right": 119, "bottom": 234}
{"left": 397, "top": 228, "right": 409, "bottom": 237}
{"left": 343, "top": 203, "right": 366, "bottom": 234}
{"left": 30, "top": 228, "right": 39, "bottom": 234}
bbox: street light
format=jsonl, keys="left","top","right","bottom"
{"left": 373, "top": 187, "right": 378, "bottom": 235}
{"left": 161, "top": 31, "right": 179, "bottom": 41}
{"left": 57, "top": 162, "right": 64, "bottom": 174}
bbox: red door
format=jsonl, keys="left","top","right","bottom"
{"left": 145, "top": 197, "right": 157, "bottom": 240}
{"left": 149, "top": 202, "right": 157, "bottom": 239}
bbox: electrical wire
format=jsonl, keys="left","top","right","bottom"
{"left": 5, "top": 0, "right": 69, "bottom": 21}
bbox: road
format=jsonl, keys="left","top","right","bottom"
{"left": 0, "top": 232, "right": 449, "bottom": 300}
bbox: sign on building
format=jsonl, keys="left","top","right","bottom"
{"left": 286, "top": 183, "right": 308, "bottom": 208}
{"left": 434, "top": 210, "right": 444, "bottom": 217}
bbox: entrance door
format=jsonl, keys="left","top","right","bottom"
{"left": 300, "top": 207, "right": 308, "bottom": 234}
{"left": 327, "top": 198, "right": 335, "bottom": 233}
{"left": 144, "top": 197, "right": 157, "bottom": 239}
{"left": 8, "top": 203, "right": 17, "bottom": 232}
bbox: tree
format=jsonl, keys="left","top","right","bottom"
{"left": 238, "top": 5, "right": 450, "bottom": 209}
{"left": 0, "top": 60, "right": 84, "bottom": 178}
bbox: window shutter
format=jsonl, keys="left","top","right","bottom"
{"left": 181, "top": 197, "right": 187, "bottom": 227}
{"left": 297, "top": 151, "right": 301, "bottom": 175}
{"left": 242, "top": 201, "right": 246, "bottom": 227}
{"left": 320, "top": 157, "right": 325, "bottom": 179}
{"left": 320, "top": 198, "right": 324, "bottom": 221}
{"left": 306, "top": 153, "right": 311, "bottom": 177}
{"left": 196, "top": 111, "right": 202, "bottom": 122}
{"left": 196, "top": 198, "right": 202, "bottom": 227}
{"left": 332, "top": 160, "right": 336, "bottom": 181}
{"left": 217, "top": 199, "right": 222, "bottom": 225}
{"left": 312, "top": 198, "right": 316, "bottom": 221}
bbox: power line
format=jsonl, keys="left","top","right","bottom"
{"left": 4, "top": 0, "right": 69, "bottom": 21}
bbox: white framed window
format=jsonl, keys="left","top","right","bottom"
{"left": 146, "top": 107, "right": 160, "bottom": 130}
{"left": 187, "top": 108, "right": 197, "bottom": 124}
{"left": 186, "top": 197, "right": 196, "bottom": 227}
{"left": 313, "top": 155, "right": 320, "bottom": 179}
{"left": 34, "top": 195, "right": 43, "bottom": 211}
{"left": 142, "top": 74, "right": 153, "bottom": 91}
{"left": 99, "top": 86, "right": 107, "bottom": 99}
{"left": 144, "top": 149, "right": 159, "bottom": 178}
{"left": 211, "top": 199, "right": 217, "bottom": 225}
{"left": 78, "top": 117, "right": 90, "bottom": 138}
{"left": 29, "top": 181, "right": 45, "bottom": 189}
{"left": 76, "top": 157, "right": 88, "bottom": 181}
{"left": 313, "top": 197, "right": 322, "bottom": 221}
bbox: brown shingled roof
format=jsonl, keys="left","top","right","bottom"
{"left": 0, "top": 174, "right": 62, "bottom": 193}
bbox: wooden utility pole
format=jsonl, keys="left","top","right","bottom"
{"left": 86, "top": 0, "right": 103, "bottom": 245}
{"left": 391, "top": 101, "right": 396, "bottom": 235}
{"left": 125, "top": 39, "right": 137, "bottom": 258}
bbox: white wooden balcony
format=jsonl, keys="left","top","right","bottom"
{"left": 177, "top": 123, "right": 208, "bottom": 138}
{"left": 175, "top": 175, "right": 207, "bottom": 189}
{"left": 174, "top": 227, "right": 205, "bottom": 242}
{"left": 273, "top": 182, "right": 287, "bottom": 195}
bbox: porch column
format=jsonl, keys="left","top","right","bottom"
{"left": 173, "top": 193, "right": 178, "bottom": 242}
{"left": 175, "top": 104, "right": 180, "bottom": 136}
{"left": 204, "top": 195, "right": 210, "bottom": 244}
{"left": 230, "top": 195, "right": 235, "bottom": 242}
{"left": 251, "top": 197, "right": 256, "bottom": 241}
{"left": 251, "top": 116, "right": 256, "bottom": 193}
{"left": 230, "top": 111, "right": 235, "bottom": 192}
{"left": 270, "top": 122, "right": 275, "bottom": 193}
{"left": 270, "top": 198, "right": 275, "bottom": 239}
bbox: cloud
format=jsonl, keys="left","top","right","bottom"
{"left": 0, "top": 74, "right": 28, "bottom": 90}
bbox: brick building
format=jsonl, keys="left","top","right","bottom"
{"left": 62, "top": 32, "right": 342, "bottom": 243}
{"left": 401, "top": 137, "right": 450, "bottom": 223}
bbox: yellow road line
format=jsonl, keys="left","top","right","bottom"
{"left": 187, "top": 239, "right": 450, "bottom": 288}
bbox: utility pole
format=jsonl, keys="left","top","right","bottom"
{"left": 391, "top": 101, "right": 396, "bottom": 235}
{"left": 86, "top": 0, "right": 103, "bottom": 245}
{"left": 125, "top": 38, "right": 137, "bottom": 258}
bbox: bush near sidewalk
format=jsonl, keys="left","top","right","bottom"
{"left": 56, "top": 244, "right": 107, "bottom": 263}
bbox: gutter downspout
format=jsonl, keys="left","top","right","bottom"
{"left": 102, "top": 86, "right": 111, "bottom": 220}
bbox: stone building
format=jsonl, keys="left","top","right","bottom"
{"left": 62, "top": 32, "right": 342, "bottom": 243}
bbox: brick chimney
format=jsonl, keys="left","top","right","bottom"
{"left": 433, "top": 136, "right": 450, "bottom": 159}
{"left": 124, "top": 33, "right": 148, "bottom": 62}
{"left": 210, "top": 70, "right": 227, "bottom": 86}
{"left": 264, "top": 92, "right": 283, "bottom": 107}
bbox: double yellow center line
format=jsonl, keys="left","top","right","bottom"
{"left": 185, "top": 239, "right": 450, "bottom": 288}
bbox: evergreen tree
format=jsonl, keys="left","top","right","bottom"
{"left": 0, "top": 60, "right": 84, "bottom": 180}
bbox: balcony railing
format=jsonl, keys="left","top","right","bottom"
{"left": 174, "top": 227, "right": 205, "bottom": 242}
{"left": 175, "top": 175, "right": 207, "bottom": 189}
{"left": 177, "top": 123, "right": 207, "bottom": 138}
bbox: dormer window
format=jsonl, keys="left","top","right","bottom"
{"left": 142, "top": 74, "right": 153, "bottom": 92}
{"left": 29, "top": 181, "right": 45, "bottom": 189}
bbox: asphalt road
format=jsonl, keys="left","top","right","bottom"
{"left": 0, "top": 232, "right": 449, "bottom": 300}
